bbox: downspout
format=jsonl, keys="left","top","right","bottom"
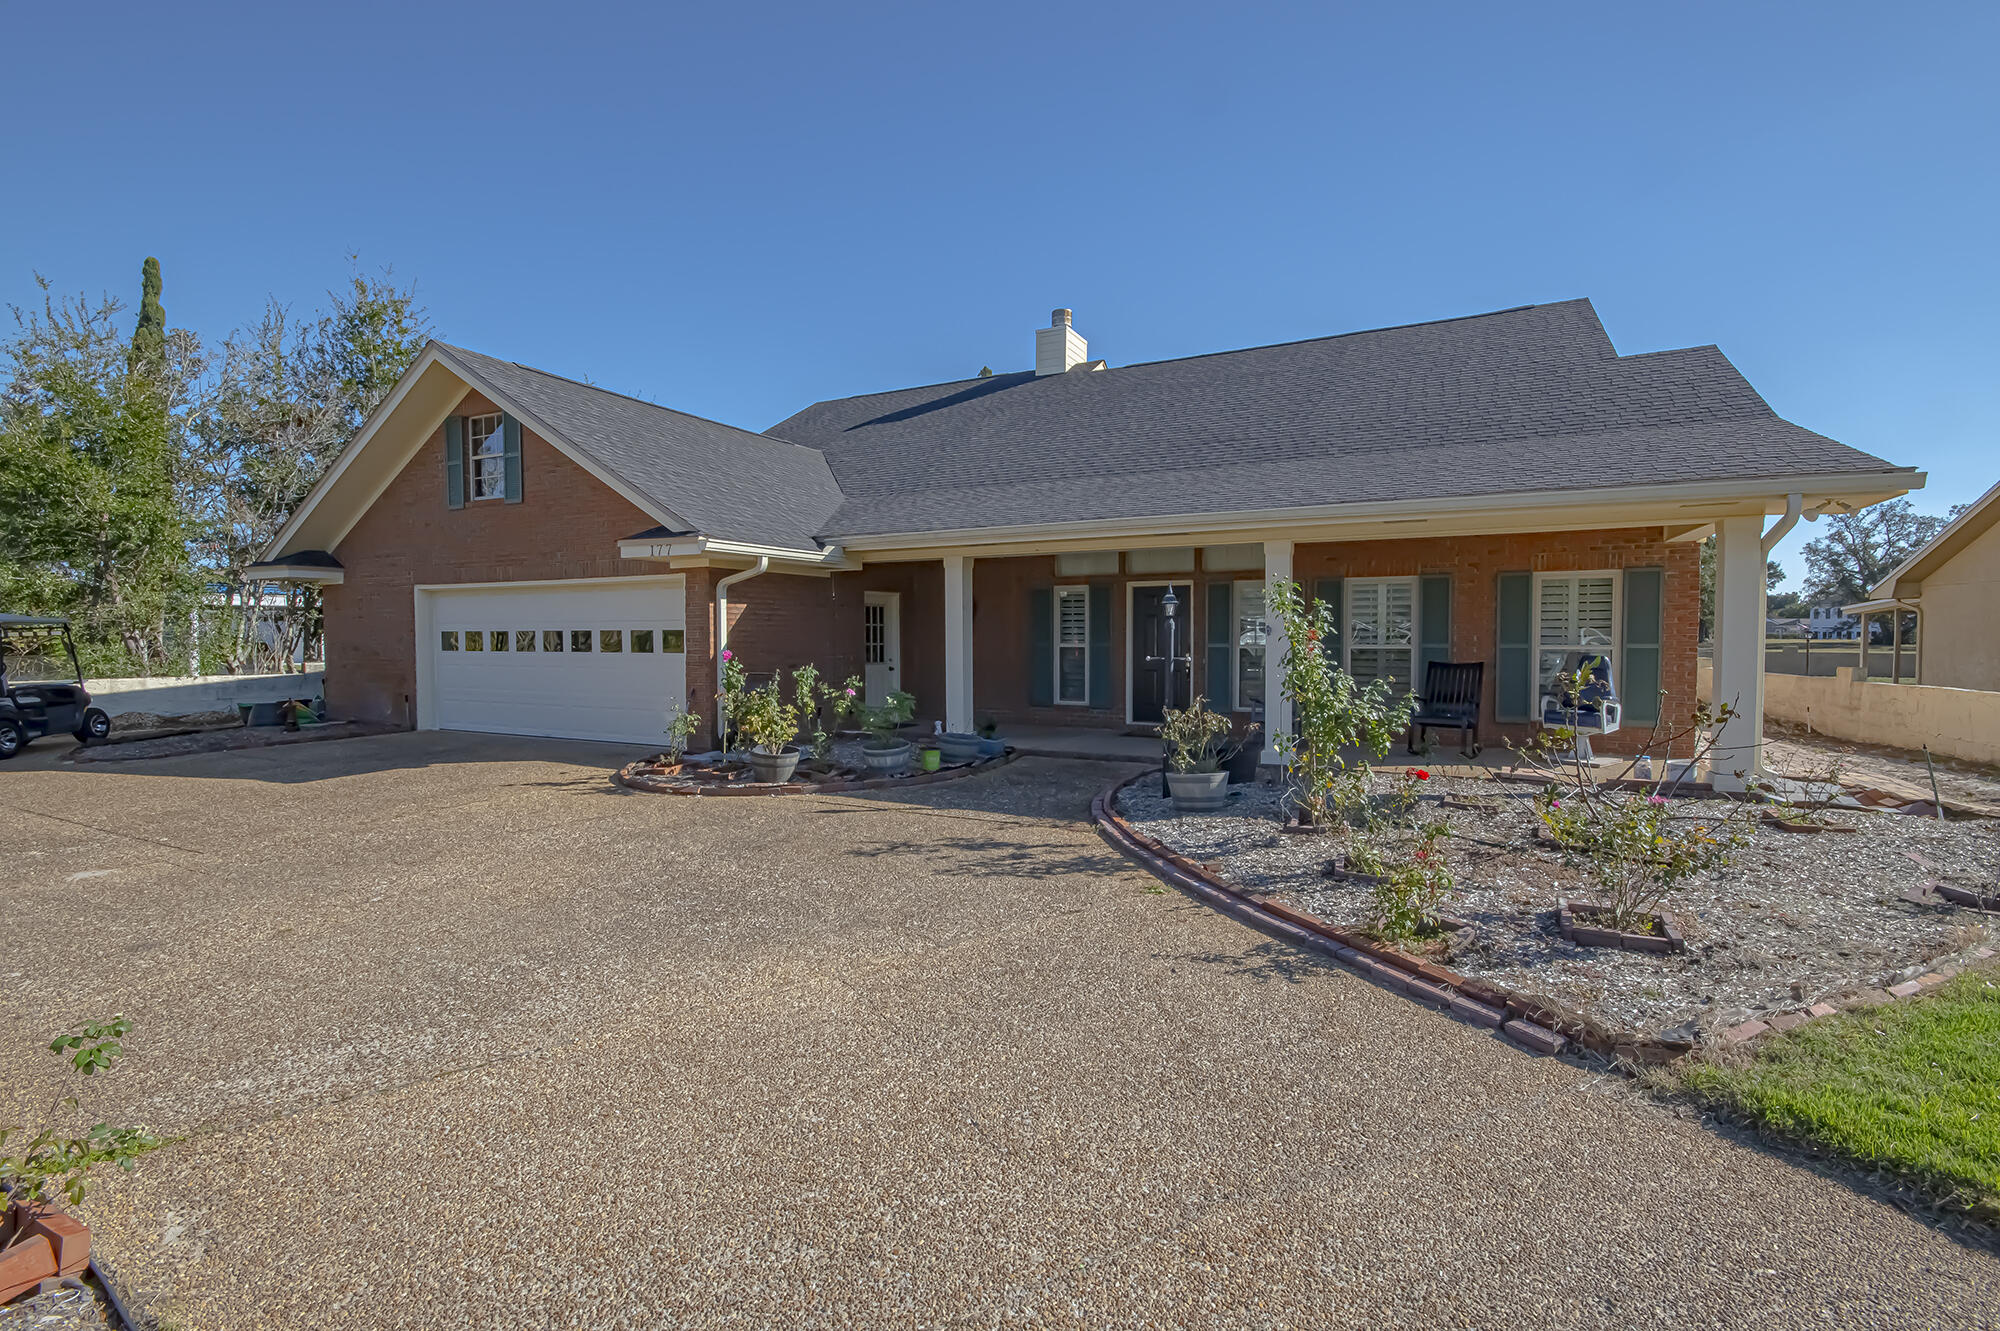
{"left": 713, "top": 557, "right": 769, "bottom": 748}
{"left": 1761, "top": 492, "right": 1804, "bottom": 555}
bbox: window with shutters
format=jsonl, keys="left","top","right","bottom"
{"left": 1234, "top": 581, "right": 1266, "bottom": 711}
{"left": 1535, "top": 572, "right": 1619, "bottom": 698}
{"left": 468, "top": 413, "right": 505, "bottom": 500}
{"left": 1055, "top": 586, "right": 1089, "bottom": 705}
{"left": 1344, "top": 578, "right": 1417, "bottom": 693}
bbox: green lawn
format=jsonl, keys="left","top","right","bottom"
{"left": 1679, "top": 968, "right": 2000, "bottom": 1219}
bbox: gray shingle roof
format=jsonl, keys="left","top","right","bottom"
{"left": 436, "top": 343, "right": 844, "bottom": 552}
{"left": 767, "top": 299, "right": 1908, "bottom": 539}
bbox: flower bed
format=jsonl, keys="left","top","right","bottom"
{"left": 1115, "top": 772, "right": 1996, "bottom": 1044}
{"left": 617, "top": 737, "right": 1013, "bottom": 796}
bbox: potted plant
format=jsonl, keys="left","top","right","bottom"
{"left": 936, "top": 728, "right": 984, "bottom": 764}
{"left": 734, "top": 671, "right": 805, "bottom": 784}
{"left": 859, "top": 690, "right": 916, "bottom": 774}
{"left": 975, "top": 716, "right": 1006, "bottom": 758}
{"left": 1158, "top": 695, "right": 1247, "bottom": 814}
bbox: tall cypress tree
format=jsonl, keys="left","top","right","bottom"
{"left": 129, "top": 256, "right": 165, "bottom": 367}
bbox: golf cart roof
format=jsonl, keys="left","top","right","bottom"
{"left": 0, "top": 614, "right": 71, "bottom": 628}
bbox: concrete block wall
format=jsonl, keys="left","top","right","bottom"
{"left": 87, "top": 669, "right": 327, "bottom": 718}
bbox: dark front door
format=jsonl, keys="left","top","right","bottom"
{"left": 1130, "top": 583, "right": 1193, "bottom": 724}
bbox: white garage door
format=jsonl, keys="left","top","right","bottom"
{"left": 423, "top": 579, "right": 686, "bottom": 744}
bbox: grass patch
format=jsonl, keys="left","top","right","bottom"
{"left": 1679, "top": 967, "right": 2000, "bottom": 1219}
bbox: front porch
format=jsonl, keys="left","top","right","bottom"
{"left": 849, "top": 515, "right": 1787, "bottom": 785}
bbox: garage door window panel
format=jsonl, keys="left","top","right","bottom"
{"left": 543, "top": 630, "right": 563, "bottom": 652}
{"left": 515, "top": 631, "right": 536, "bottom": 652}
{"left": 600, "top": 630, "right": 623, "bottom": 653}
{"left": 570, "top": 630, "right": 592, "bottom": 653}
{"left": 440, "top": 631, "right": 459, "bottom": 651}
{"left": 631, "top": 630, "right": 654, "bottom": 652}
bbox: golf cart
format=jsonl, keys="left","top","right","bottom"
{"left": 0, "top": 614, "right": 111, "bottom": 758}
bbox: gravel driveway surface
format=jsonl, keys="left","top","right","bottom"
{"left": 1, "top": 732, "right": 1993, "bottom": 1328}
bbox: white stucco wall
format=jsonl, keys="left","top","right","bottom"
{"left": 1699, "top": 659, "right": 2000, "bottom": 765}
{"left": 1913, "top": 518, "right": 2000, "bottom": 691}
{"left": 85, "top": 669, "right": 326, "bottom": 718}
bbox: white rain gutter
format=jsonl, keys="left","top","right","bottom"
{"left": 1761, "top": 492, "right": 1804, "bottom": 555}
{"left": 714, "top": 557, "right": 769, "bottom": 740}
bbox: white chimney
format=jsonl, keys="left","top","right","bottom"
{"left": 1035, "top": 308, "right": 1089, "bottom": 376}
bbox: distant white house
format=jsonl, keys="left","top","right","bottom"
{"left": 1804, "top": 605, "right": 1859, "bottom": 639}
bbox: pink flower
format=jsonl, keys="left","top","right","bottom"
{"left": 720, "top": 649, "right": 733, "bottom": 661}
{"left": 844, "top": 687, "right": 856, "bottom": 697}
{"left": 1648, "top": 794, "right": 1667, "bottom": 806}
{"left": 1550, "top": 799, "right": 1562, "bottom": 810}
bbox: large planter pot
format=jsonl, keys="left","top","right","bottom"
{"left": 1165, "top": 769, "right": 1230, "bottom": 814}
{"left": 746, "top": 746, "right": 801, "bottom": 784}
{"left": 862, "top": 740, "right": 913, "bottom": 775}
{"left": 936, "top": 732, "right": 984, "bottom": 764}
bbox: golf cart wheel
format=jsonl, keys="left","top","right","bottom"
{"left": 0, "top": 720, "right": 22, "bottom": 760}
{"left": 74, "top": 707, "right": 111, "bottom": 744}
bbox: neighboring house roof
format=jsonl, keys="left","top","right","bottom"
{"left": 435, "top": 344, "right": 845, "bottom": 553}
{"left": 1856, "top": 474, "right": 2000, "bottom": 608}
{"left": 769, "top": 300, "right": 1909, "bottom": 539}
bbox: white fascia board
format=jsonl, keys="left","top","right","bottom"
{"left": 831, "top": 471, "right": 1923, "bottom": 557}
{"left": 261, "top": 342, "right": 450, "bottom": 560}
{"left": 248, "top": 566, "right": 345, "bottom": 585}
{"left": 615, "top": 535, "right": 854, "bottom": 571}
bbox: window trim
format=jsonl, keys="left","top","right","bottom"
{"left": 1342, "top": 576, "right": 1419, "bottom": 693}
{"left": 467, "top": 412, "right": 505, "bottom": 502}
{"left": 1532, "top": 569, "right": 1623, "bottom": 701}
{"left": 1053, "top": 584, "right": 1091, "bottom": 707}
{"left": 1232, "top": 579, "right": 1267, "bottom": 713}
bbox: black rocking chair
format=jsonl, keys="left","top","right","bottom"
{"left": 1406, "top": 660, "right": 1484, "bottom": 758}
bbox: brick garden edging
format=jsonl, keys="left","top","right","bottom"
{"left": 1091, "top": 770, "right": 1583, "bottom": 1060}
{"left": 1094, "top": 769, "right": 1998, "bottom": 1064}
{"left": 615, "top": 749, "right": 1019, "bottom": 796}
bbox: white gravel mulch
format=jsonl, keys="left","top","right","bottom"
{"left": 1116, "top": 773, "right": 2000, "bottom": 1039}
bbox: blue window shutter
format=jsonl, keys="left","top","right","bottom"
{"left": 1622, "top": 567, "right": 1665, "bottom": 726}
{"left": 1314, "top": 578, "right": 1342, "bottom": 663}
{"left": 1087, "top": 584, "right": 1112, "bottom": 711}
{"left": 1496, "top": 572, "right": 1533, "bottom": 722}
{"left": 502, "top": 413, "right": 523, "bottom": 503}
{"left": 1417, "top": 575, "right": 1452, "bottom": 691}
{"left": 1206, "top": 581, "right": 1234, "bottom": 709}
{"left": 1028, "top": 587, "right": 1054, "bottom": 707}
{"left": 444, "top": 416, "right": 465, "bottom": 509}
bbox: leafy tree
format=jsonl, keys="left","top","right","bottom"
{"left": 1798, "top": 498, "right": 1957, "bottom": 606}
{"left": 186, "top": 265, "right": 429, "bottom": 670}
{"left": 128, "top": 256, "right": 165, "bottom": 368}
{"left": 0, "top": 275, "right": 204, "bottom": 673}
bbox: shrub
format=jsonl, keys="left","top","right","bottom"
{"left": 1266, "top": 577, "right": 1415, "bottom": 827}
{"left": 1516, "top": 668, "right": 1764, "bottom": 932}
{"left": 859, "top": 690, "right": 916, "bottom": 747}
{"left": 663, "top": 708, "right": 700, "bottom": 762}
{"left": 1368, "top": 820, "right": 1455, "bottom": 943}
{"left": 2, "top": 1016, "right": 163, "bottom": 1212}
{"left": 1158, "top": 695, "right": 1250, "bottom": 773}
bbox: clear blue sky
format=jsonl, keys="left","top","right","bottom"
{"left": 5, "top": 3, "right": 1993, "bottom": 587}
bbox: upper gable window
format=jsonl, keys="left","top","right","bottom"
{"left": 468, "top": 413, "right": 506, "bottom": 500}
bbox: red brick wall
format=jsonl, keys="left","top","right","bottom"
{"left": 1296, "top": 528, "right": 1699, "bottom": 755}
{"left": 957, "top": 530, "right": 1699, "bottom": 753}
{"left": 324, "top": 389, "right": 665, "bottom": 726}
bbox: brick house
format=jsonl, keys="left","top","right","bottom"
{"left": 254, "top": 300, "right": 1921, "bottom": 782}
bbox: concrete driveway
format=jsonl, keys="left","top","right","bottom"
{"left": 1, "top": 732, "right": 1992, "bottom": 1328}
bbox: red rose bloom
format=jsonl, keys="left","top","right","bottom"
{"left": 1412, "top": 769, "right": 1430, "bottom": 780}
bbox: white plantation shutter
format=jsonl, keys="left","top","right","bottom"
{"left": 1536, "top": 574, "right": 1619, "bottom": 697}
{"left": 1056, "top": 587, "right": 1089, "bottom": 704}
{"left": 1345, "top": 578, "right": 1416, "bottom": 693}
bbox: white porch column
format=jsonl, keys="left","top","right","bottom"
{"left": 1261, "top": 539, "right": 1295, "bottom": 767}
{"left": 943, "top": 554, "right": 975, "bottom": 734}
{"left": 1709, "top": 515, "right": 1767, "bottom": 790}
